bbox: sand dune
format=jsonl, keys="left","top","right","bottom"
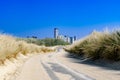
{"left": 0, "top": 53, "right": 37, "bottom": 80}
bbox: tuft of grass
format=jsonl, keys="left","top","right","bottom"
{"left": 0, "top": 34, "right": 54, "bottom": 64}
{"left": 65, "top": 30, "right": 120, "bottom": 61}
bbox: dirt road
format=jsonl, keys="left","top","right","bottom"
{"left": 16, "top": 52, "right": 94, "bottom": 80}
{"left": 16, "top": 50, "right": 120, "bottom": 80}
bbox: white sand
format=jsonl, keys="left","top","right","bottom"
{"left": 55, "top": 51, "right": 120, "bottom": 80}
{"left": 16, "top": 55, "right": 51, "bottom": 80}
{"left": 0, "top": 53, "right": 35, "bottom": 80}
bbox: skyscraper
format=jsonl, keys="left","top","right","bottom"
{"left": 74, "top": 36, "right": 77, "bottom": 41}
{"left": 70, "top": 37, "right": 74, "bottom": 44}
{"left": 54, "top": 28, "right": 59, "bottom": 39}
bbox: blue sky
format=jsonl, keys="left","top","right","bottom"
{"left": 0, "top": 0, "right": 120, "bottom": 39}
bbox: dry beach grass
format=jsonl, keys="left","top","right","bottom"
{"left": 0, "top": 34, "right": 54, "bottom": 64}
{"left": 0, "top": 34, "right": 54, "bottom": 80}
{"left": 65, "top": 30, "right": 120, "bottom": 61}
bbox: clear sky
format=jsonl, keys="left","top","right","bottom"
{"left": 0, "top": 0, "right": 120, "bottom": 39}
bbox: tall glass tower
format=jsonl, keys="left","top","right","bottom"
{"left": 54, "top": 28, "right": 59, "bottom": 39}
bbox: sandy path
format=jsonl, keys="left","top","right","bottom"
{"left": 55, "top": 51, "right": 120, "bottom": 80}
{"left": 15, "top": 50, "right": 120, "bottom": 80}
{"left": 16, "top": 53, "right": 94, "bottom": 80}
{"left": 16, "top": 55, "right": 51, "bottom": 80}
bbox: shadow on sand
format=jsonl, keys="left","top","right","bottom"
{"left": 65, "top": 53, "right": 120, "bottom": 71}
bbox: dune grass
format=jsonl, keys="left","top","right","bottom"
{"left": 0, "top": 34, "right": 54, "bottom": 64}
{"left": 65, "top": 30, "right": 120, "bottom": 61}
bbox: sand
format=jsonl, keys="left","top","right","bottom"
{"left": 16, "top": 55, "right": 51, "bottom": 80}
{"left": 55, "top": 51, "right": 120, "bottom": 80}
{"left": 0, "top": 53, "right": 35, "bottom": 80}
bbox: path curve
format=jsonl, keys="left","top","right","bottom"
{"left": 16, "top": 52, "right": 94, "bottom": 80}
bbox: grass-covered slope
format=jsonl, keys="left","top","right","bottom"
{"left": 65, "top": 30, "right": 120, "bottom": 61}
{"left": 18, "top": 38, "right": 69, "bottom": 46}
{"left": 0, "top": 34, "right": 54, "bottom": 64}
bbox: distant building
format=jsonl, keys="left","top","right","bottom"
{"left": 54, "top": 28, "right": 59, "bottom": 39}
{"left": 64, "top": 35, "right": 70, "bottom": 43}
{"left": 26, "top": 36, "right": 37, "bottom": 39}
{"left": 64, "top": 36, "right": 67, "bottom": 42}
{"left": 70, "top": 37, "right": 74, "bottom": 44}
{"left": 54, "top": 28, "right": 77, "bottom": 44}
{"left": 74, "top": 36, "right": 77, "bottom": 41}
{"left": 66, "top": 37, "right": 70, "bottom": 43}
{"left": 32, "top": 36, "right": 37, "bottom": 39}
{"left": 57, "top": 35, "right": 64, "bottom": 40}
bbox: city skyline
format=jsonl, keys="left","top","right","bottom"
{"left": 54, "top": 28, "right": 77, "bottom": 43}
